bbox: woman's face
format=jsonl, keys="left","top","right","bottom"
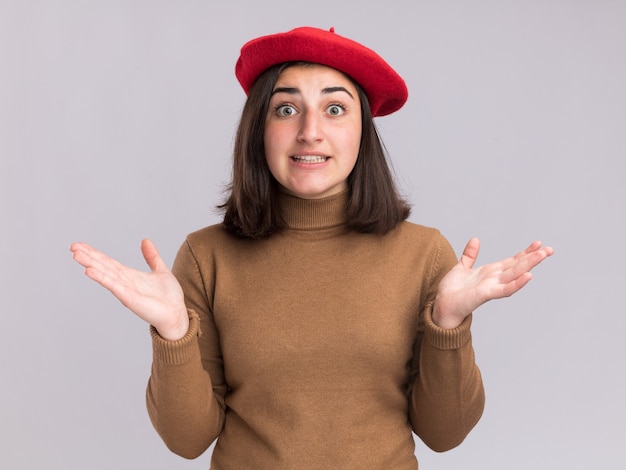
{"left": 264, "top": 64, "right": 362, "bottom": 199}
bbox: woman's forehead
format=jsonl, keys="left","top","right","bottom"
{"left": 274, "top": 64, "right": 358, "bottom": 92}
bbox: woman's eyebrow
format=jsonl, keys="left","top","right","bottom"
{"left": 322, "top": 86, "right": 354, "bottom": 100}
{"left": 271, "top": 87, "right": 299, "bottom": 96}
{"left": 270, "top": 86, "right": 354, "bottom": 100}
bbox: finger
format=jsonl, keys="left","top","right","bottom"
{"left": 69, "top": 241, "right": 91, "bottom": 253}
{"left": 71, "top": 245, "right": 109, "bottom": 272}
{"left": 499, "top": 272, "right": 533, "bottom": 298}
{"left": 503, "top": 241, "right": 541, "bottom": 267}
{"left": 501, "top": 245, "right": 553, "bottom": 284}
{"left": 460, "top": 237, "right": 480, "bottom": 269}
{"left": 70, "top": 242, "right": 111, "bottom": 265}
{"left": 522, "top": 241, "right": 555, "bottom": 259}
{"left": 500, "top": 241, "right": 552, "bottom": 272}
{"left": 70, "top": 242, "right": 95, "bottom": 258}
{"left": 520, "top": 247, "right": 553, "bottom": 274}
{"left": 71, "top": 244, "right": 138, "bottom": 298}
{"left": 80, "top": 253, "right": 126, "bottom": 290}
{"left": 141, "top": 239, "right": 168, "bottom": 273}
{"left": 71, "top": 248, "right": 97, "bottom": 270}
{"left": 72, "top": 243, "right": 126, "bottom": 277}
{"left": 524, "top": 240, "right": 543, "bottom": 253}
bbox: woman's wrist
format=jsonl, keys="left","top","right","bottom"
{"left": 155, "top": 307, "right": 191, "bottom": 341}
{"left": 431, "top": 300, "right": 465, "bottom": 329}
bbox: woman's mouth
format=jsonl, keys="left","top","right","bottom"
{"left": 291, "top": 155, "right": 329, "bottom": 163}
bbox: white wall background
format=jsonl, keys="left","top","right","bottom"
{"left": 1, "top": 1, "right": 624, "bottom": 468}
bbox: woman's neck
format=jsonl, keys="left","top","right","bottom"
{"left": 279, "top": 190, "right": 348, "bottom": 230}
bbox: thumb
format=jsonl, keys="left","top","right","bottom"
{"left": 460, "top": 237, "right": 480, "bottom": 269}
{"left": 141, "top": 239, "right": 168, "bottom": 273}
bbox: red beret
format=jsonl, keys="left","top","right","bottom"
{"left": 235, "top": 26, "right": 408, "bottom": 117}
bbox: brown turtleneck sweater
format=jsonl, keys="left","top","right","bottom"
{"left": 146, "top": 191, "right": 485, "bottom": 469}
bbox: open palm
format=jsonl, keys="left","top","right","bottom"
{"left": 433, "top": 238, "right": 554, "bottom": 329}
{"left": 70, "top": 239, "right": 189, "bottom": 340}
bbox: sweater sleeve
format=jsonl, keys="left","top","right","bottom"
{"left": 408, "top": 234, "right": 485, "bottom": 452}
{"left": 145, "top": 238, "right": 226, "bottom": 459}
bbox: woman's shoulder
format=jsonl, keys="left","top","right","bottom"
{"left": 184, "top": 223, "right": 236, "bottom": 247}
{"left": 173, "top": 223, "right": 252, "bottom": 271}
{"left": 182, "top": 223, "right": 258, "bottom": 253}
{"left": 393, "top": 220, "right": 458, "bottom": 269}
{"left": 394, "top": 220, "right": 446, "bottom": 241}
{"left": 390, "top": 220, "right": 456, "bottom": 258}
{"left": 187, "top": 223, "right": 228, "bottom": 240}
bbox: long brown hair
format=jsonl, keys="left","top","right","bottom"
{"left": 220, "top": 62, "right": 410, "bottom": 239}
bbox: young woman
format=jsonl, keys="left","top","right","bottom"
{"left": 70, "top": 27, "right": 553, "bottom": 469}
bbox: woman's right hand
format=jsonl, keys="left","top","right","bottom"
{"left": 70, "top": 239, "right": 189, "bottom": 341}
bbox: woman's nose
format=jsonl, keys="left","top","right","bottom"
{"left": 297, "top": 111, "right": 323, "bottom": 144}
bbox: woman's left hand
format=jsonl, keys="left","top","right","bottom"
{"left": 432, "top": 238, "right": 554, "bottom": 329}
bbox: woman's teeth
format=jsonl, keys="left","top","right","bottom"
{"left": 292, "top": 156, "right": 328, "bottom": 163}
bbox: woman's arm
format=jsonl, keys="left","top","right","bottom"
{"left": 410, "top": 237, "right": 553, "bottom": 451}
{"left": 70, "top": 239, "right": 225, "bottom": 457}
{"left": 146, "top": 239, "right": 227, "bottom": 458}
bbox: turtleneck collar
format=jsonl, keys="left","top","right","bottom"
{"left": 279, "top": 191, "right": 349, "bottom": 231}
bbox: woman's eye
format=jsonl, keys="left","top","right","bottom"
{"left": 327, "top": 104, "right": 345, "bottom": 116}
{"left": 276, "top": 105, "right": 297, "bottom": 117}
